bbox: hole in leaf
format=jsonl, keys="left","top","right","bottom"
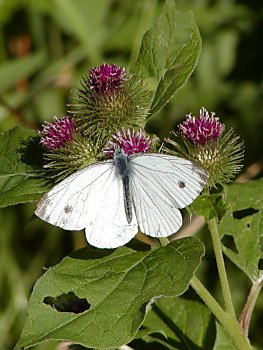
{"left": 43, "top": 292, "right": 90, "bottom": 313}
{"left": 222, "top": 235, "right": 238, "bottom": 254}
{"left": 258, "top": 258, "right": 263, "bottom": 270}
{"left": 233, "top": 208, "right": 259, "bottom": 219}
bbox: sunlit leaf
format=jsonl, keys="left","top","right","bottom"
{"left": 16, "top": 238, "right": 204, "bottom": 349}
{"left": 131, "top": 0, "right": 202, "bottom": 117}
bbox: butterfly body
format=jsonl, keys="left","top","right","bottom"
{"left": 36, "top": 150, "right": 207, "bottom": 248}
{"left": 113, "top": 148, "right": 133, "bottom": 223}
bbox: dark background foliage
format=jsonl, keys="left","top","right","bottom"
{"left": 0, "top": 0, "right": 263, "bottom": 349}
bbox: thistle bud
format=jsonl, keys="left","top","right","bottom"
{"left": 89, "top": 64, "right": 127, "bottom": 94}
{"left": 39, "top": 116, "right": 98, "bottom": 181}
{"left": 39, "top": 116, "right": 75, "bottom": 150}
{"left": 103, "top": 128, "right": 156, "bottom": 159}
{"left": 179, "top": 108, "right": 224, "bottom": 145}
{"left": 68, "top": 64, "right": 150, "bottom": 147}
{"left": 164, "top": 108, "right": 244, "bottom": 188}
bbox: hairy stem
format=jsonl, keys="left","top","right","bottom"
{"left": 191, "top": 276, "right": 252, "bottom": 350}
{"left": 208, "top": 218, "right": 236, "bottom": 318}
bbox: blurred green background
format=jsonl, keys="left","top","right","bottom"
{"left": 1, "top": 0, "right": 263, "bottom": 349}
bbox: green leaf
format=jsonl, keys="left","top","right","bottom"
{"left": 16, "top": 238, "right": 205, "bottom": 349}
{"left": 131, "top": 0, "right": 202, "bottom": 117}
{"left": 191, "top": 194, "right": 230, "bottom": 222}
{"left": 0, "top": 127, "right": 50, "bottom": 208}
{"left": 0, "top": 51, "right": 46, "bottom": 93}
{"left": 141, "top": 296, "right": 215, "bottom": 349}
{"left": 217, "top": 179, "right": 263, "bottom": 281}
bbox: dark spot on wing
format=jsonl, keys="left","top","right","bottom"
{"left": 43, "top": 292, "right": 90, "bottom": 313}
{"left": 178, "top": 180, "right": 186, "bottom": 188}
{"left": 64, "top": 205, "right": 73, "bottom": 214}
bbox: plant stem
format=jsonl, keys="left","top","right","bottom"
{"left": 191, "top": 276, "right": 252, "bottom": 350}
{"left": 239, "top": 273, "right": 263, "bottom": 336}
{"left": 208, "top": 218, "right": 236, "bottom": 318}
{"left": 190, "top": 275, "right": 225, "bottom": 321}
{"left": 159, "top": 237, "right": 170, "bottom": 246}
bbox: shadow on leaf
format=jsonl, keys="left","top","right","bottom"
{"left": 19, "top": 135, "right": 54, "bottom": 187}
{"left": 69, "top": 240, "right": 152, "bottom": 261}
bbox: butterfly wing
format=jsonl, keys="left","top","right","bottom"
{"left": 84, "top": 167, "right": 138, "bottom": 249}
{"left": 129, "top": 153, "right": 207, "bottom": 238}
{"left": 35, "top": 161, "right": 138, "bottom": 248}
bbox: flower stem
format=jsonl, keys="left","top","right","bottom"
{"left": 159, "top": 237, "right": 170, "bottom": 246}
{"left": 239, "top": 273, "right": 263, "bottom": 336}
{"left": 191, "top": 276, "right": 252, "bottom": 350}
{"left": 208, "top": 218, "right": 236, "bottom": 318}
{"left": 190, "top": 275, "right": 226, "bottom": 322}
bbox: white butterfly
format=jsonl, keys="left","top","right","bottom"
{"left": 35, "top": 149, "right": 207, "bottom": 248}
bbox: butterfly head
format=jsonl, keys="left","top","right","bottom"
{"left": 113, "top": 146, "right": 126, "bottom": 157}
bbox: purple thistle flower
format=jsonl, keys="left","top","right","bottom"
{"left": 39, "top": 116, "right": 75, "bottom": 150}
{"left": 103, "top": 129, "right": 155, "bottom": 158}
{"left": 179, "top": 107, "right": 224, "bottom": 146}
{"left": 89, "top": 63, "right": 126, "bottom": 94}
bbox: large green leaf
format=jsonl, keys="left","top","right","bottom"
{"left": 0, "top": 127, "right": 50, "bottom": 208}
{"left": 16, "top": 238, "right": 204, "bottom": 349}
{"left": 218, "top": 179, "right": 263, "bottom": 281}
{"left": 140, "top": 296, "right": 215, "bottom": 349}
{"left": 131, "top": 0, "right": 202, "bottom": 117}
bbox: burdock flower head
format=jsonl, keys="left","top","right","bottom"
{"left": 39, "top": 116, "right": 98, "bottom": 181}
{"left": 179, "top": 108, "right": 224, "bottom": 146}
{"left": 164, "top": 107, "right": 244, "bottom": 187}
{"left": 89, "top": 64, "right": 127, "bottom": 94}
{"left": 40, "top": 116, "right": 75, "bottom": 150}
{"left": 103, "top": 129, "right": 156, "bottom": 159}
{"left": 68, "top": 63, "right": 150, "bottom": 148}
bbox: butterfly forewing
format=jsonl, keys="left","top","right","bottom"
{"left": 35, "top": 160, "right": 138, "bottom": 248}
{"left": 129, "top": 153, "right": 207, "bottom": 238}
{"left": 35, "top": 161, "right": 113, "bottom": 230}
